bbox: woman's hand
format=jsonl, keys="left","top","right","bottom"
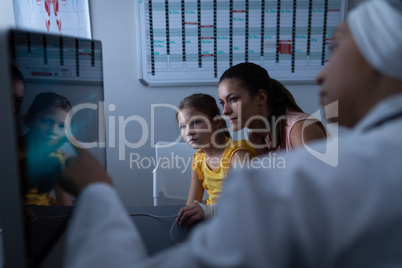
{"left": 177, "top": 203, "right": 205, "bottom": 226}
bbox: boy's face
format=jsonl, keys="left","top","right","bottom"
{"left": 30, "top": 107, "right": 69, "bottom": 146}
{"left": 13, "top": 79, "right": 25, "bottom": 115}
{"left": 316, "top": 22, "right": 380, "bottom": 127}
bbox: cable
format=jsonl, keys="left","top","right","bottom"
{"left": 129, "top": 213, "right": 182, "bottom": 245}
{"left": 169, "top": 219, "right": 181, "bottom": 245}
{"left": 128, "top": 213, "right": 177, "bottom": 219}
{"left": 36, "top": 213, "right": 177, "bottom": 220}
{"left": 36, "top": 215, "right": 70, "bottom": 219}
{"left": 34, "top": 213, "right": 184, "bottom": 244}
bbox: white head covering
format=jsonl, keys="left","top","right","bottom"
{"left": 348, "top": 0, "right": 402, "bottom": 81}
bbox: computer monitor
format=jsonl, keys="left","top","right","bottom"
{"left": 0, "top": 29, "right": 105, "bottom": 267}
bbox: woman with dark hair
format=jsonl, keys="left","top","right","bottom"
{"left": 21, "top": 92, "right": 73, "bottom": 206}
{"left": 218, "top": 62, "right": 327, "bottom": 155}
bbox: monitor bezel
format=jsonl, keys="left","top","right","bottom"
{"left": 0, "top": 28, "right": 29, "bottom": 268}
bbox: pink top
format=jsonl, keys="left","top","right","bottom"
{"left": 283, "top": 112, "right": 315, "bottom": 152}
{"left": 249, "top": 111, "right": 326, "bottom": 155}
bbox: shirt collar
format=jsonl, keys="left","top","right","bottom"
{"left": 354, "top": 93, "right": 402, "bottom": 133}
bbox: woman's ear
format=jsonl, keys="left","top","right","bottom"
{"left": 256, "top": 89, "right": 267, "bottom": 106}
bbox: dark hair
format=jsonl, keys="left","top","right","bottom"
{"left": 24, "top": 92, "right": 72, "bottom": 127}
{"left": 219, "top": 62, "right": 303, "bottom": 149}
{"left": 11, "top": 64, "right": 26, "bottom": 88}
{"left": 176, "top": 93, "right": 231, "bottom": 139}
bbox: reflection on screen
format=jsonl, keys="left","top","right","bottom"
{"left": 8, "top": 29, "right": 105, "bottom": 266}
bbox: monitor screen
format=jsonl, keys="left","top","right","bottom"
{"left": 0, "top": 29, "right": 105, "bottom": 267}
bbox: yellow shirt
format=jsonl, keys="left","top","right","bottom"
{"left": 19, "top": 136, "right": 66, "bottom": 206}
{"left": 24, "top": 188, "right": 56, "bottom": 206}
{"left": 192, "top": 139, "right": 256, "bottom": 205}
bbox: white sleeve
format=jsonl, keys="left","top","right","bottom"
{"left": 64, "top": 130, "right": 402, "bottom": 267}
{"left": 64, "top": 183, "right": 147, "bottom": 268}
{"left": 137, "top": 167, "right": 302, "bottom": 267}
{"left": 194, "top": 201, "right": 216, "bottom": 219}
{"left": 65, "top": 167, "right": 322, "bottom": 268}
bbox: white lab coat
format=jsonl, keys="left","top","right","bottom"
{"left": 64, "top": 94, "right": 402, "bottom": 268}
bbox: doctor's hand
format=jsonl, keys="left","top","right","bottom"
{"left": 177, "top": 203, "right": 205, "bottom": 226}
{"left": 59, "top": 147, "right": 113, "bottom": 197}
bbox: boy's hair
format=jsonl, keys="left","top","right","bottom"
{"left": 10, "top": 64, "right": 26, "bottom": 87}
{"left": 24, "top": 92, "right": 72, "bottom": 127}
{"left": 219, "top": 62, "right": 303, "bottom": 149}
{"left": 176, "top": 93, "right": 231, "bottom": 139}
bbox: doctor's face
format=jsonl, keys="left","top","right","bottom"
{"left": 316, "top": 22, "right": 379, "bottom": 128}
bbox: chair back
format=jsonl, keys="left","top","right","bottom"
{"left": 153, "top": 141, "right": 196, "bottom": 206}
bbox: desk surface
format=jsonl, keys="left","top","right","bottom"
{"left": 26, "top": 205, "right": 192, "bottom": 267}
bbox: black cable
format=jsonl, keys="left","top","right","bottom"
{"left": 129, "top": 213, "right": 181, "bottom": 244}
{"left": 34, "top": 213, "right": 183, "bottom": 244}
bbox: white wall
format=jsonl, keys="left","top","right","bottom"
{"left": 0, "top": 0, "right": 357, "bottom": 206}
{"left": 0, "top": 0, "right": 15, "bottom": 30}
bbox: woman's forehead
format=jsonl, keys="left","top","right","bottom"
{"left": 333, "top": 22, "right": 350, "bottom": 40}
{"left": 219, "top": 79, "right": 248, "bottom": 97}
